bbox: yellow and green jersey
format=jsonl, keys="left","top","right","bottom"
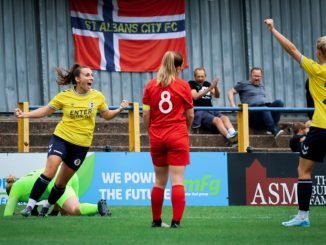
{"left": 49, "top": 88, "right": 108, "bottom": 147}
{"left": 301, "top": 56, "right": 326, "bottom": 129}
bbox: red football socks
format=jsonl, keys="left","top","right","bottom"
{"left": 171, "top": 185, "right": 185, "bottom": 222}
{"left": 151, "top": 186, "right": 165, "bottom": 221}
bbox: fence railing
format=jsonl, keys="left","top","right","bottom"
{"left": 17, "top": 102, "right": 140, "bottom": 153}
{"left": 193, "top": 105, "right": 314, "bottom": 152}
{"left": 17, "top": 102, "right": 314, "bottom": 153}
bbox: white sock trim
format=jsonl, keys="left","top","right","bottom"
{"left": 27, "top": 198, "right": 37, "bottom": 208}
{"left": 298, "top": 210, "right": 309, "bottom": 219}
{"left": 228, "top": 128, "right": 236, "bottom": 135}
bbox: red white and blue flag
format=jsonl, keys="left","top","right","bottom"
{"left": 70, "top": 0, "right": 188, "bottom": 72}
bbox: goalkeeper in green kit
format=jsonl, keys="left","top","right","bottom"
{"left": 4, "top": 166, "right": 110, "bottom": 217}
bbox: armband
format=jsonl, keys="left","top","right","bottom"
{"left": 143, "top": 104, "right": 150, "bottom": 111}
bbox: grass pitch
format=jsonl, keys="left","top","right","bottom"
{"left": 0, "top": 205, "right": 325, "bottom": 244}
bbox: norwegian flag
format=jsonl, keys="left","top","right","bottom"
{"left": 70, "top": 0, "right": 188, "bottom": 72}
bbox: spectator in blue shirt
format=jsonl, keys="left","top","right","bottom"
{"left": 228, "top": 67, "right": 284, "bottom": 138}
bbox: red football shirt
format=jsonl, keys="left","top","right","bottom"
{"left": 142, "top": 77, "right": 193, "bottom": 128}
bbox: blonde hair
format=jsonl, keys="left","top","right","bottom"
{"left": 6, "top": 175, "right": 17, "bottom": 195}
{"left": 317, "top": 36, "right": 326, "bottom": 57}
{"left": 157, "top": 51, "right": 183, "bottom": 87}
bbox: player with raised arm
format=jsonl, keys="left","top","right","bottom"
{"left": 264, "top": 18, "right": 326, "bottom": 227}
{"left": 15, "top": 64, "right": 128, "bottom": 217}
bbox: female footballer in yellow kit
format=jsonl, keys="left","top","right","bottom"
{"left": 265, "top": 19, "right": 326, "bottom": 227}
{"left": 15, "top": 64, "right": 128, "bottom": 217}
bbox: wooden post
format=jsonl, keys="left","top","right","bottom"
{"left": 237, "top": 103, "right": 249, "bottom": 152}
{"left": 18, "top": 102, "right": 30, "bottom": 152}
{"left": 128, "top": 102, "right": 140, "bottom": 152}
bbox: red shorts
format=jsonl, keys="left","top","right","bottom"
{"left": 149, "top": 125, "right": 190, "bottom": 167}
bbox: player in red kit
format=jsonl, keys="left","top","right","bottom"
{"left": 142, "top": 51, "right": 194, "bottom": 228}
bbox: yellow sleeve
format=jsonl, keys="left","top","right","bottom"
{"left": 143, "top": 104, "right": 150, "bottom": 111}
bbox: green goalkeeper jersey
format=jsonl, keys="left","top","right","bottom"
{"left": 4, "top": 167, "right": 79, "bottom": 216}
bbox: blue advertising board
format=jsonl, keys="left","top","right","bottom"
{"left": 79, "top": 152, "right": 228, "bottom": 206}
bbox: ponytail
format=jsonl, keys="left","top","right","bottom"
{"left": 157, "top": 51, "right": 183, "bottom": 87}
{"left": 56, "top": 63, "right": 88, "bottom": 86}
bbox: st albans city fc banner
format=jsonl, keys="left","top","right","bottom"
{"left": 70, "top": 0, "right": 188, "bottom": 72}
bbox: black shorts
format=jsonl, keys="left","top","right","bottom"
{"left": 48, "top": 134, "right": 89, "bottom": 171}
{"left": 300, "top": 127, "right": 326, "bottom": 162}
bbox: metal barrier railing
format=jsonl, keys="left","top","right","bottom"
{"left": 190, "top": 105, "right": 314, "bottom": 152}
{"left": 17, "top": 102, "right": 140, "bottom": 153}
{"left": 17, "top": 102, "right": 314, "bottom": 153}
